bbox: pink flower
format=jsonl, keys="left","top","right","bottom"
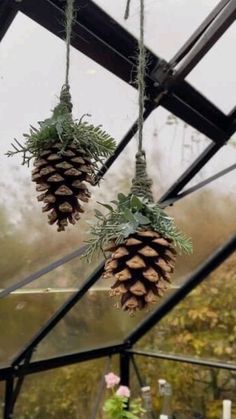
{"left": 105, "top": 372, "right": 120, "bottom": 389}
{"left": 116, "top": 385, "right": 131, "bottom": 398}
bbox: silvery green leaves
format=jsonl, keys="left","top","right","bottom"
{"left": 84, "top": 193, "right": 193, "bottom": 261}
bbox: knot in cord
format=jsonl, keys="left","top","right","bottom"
{"left": 60, "top": 84, "right": 73, "bottom": 112}
{"left": 131, "top": 150, "right": 154, "bottom": 202}
{"left": 53, "top": 84, "right": 73, "bottom": 117}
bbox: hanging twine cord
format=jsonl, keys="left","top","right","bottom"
{"left": 53, "top": 0, "right": 75, "bottom": 116}
{"left": 125, "top": 0, "right": 154, "bottom": 202}
{"left": 137, "top": 0, "right": 145, "bottom": 154}
{"left": 124, "top": 0, "right": 131, "bottom": 19}
{"left": 65, "top": 0, "right": 74, "bottom": 87}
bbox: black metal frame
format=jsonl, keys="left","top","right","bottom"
{"left": 0, "top": 0, "right": 236, "bottom": 417}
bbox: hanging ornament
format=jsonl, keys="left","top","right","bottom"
{"left": 84, "top": 0, "right": 192, "bottom": 313}
{"left": 6, "top": 0, "right": 116, "bottom": 231}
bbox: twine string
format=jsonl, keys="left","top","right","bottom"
{"left": 53, "top": 0, "right": 74, "bottom": 116}
{"left": 65, "top": 0, "right": 75, "bottom": 87}
{"left": 125, "top": 0, "right": 154, "bottom": 202}
{"left": 137, "top": 0, "right": 145, "bottom": 153}
{"left": 124, "top": 0, "right": 131, "bottom": 20}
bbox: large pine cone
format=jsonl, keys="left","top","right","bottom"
{"left": 104, "top": 230, "right": 177, "bottom": 313}
{"left": 32, "top": 142, "right": 93, "bottom": 231}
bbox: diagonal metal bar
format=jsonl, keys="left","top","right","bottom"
{"left": 162, "top": 162, "right": 236, "bottom": 207}
{"left": 91, "top": 356, "right": 111, "bottom": 419}
{"left": 130, "top": 355, "right": 156, "bottom": 419}
{"left": 10, "top": 350, "right": 33, "bottom": 411}
{"left": 3, "top": 378, "right": 14, "bottom": 419}
{"left": 161, "top": 92, "right": 228, "bottom": 143}
{"left": 124, "top": 235, "right": 236, "bottom": 345}
{"left": 159, "top": 142, "right": 223, "bottom": 204}
{"left": 172, "top": 0, "right": 236, "bottom": 81}
{"left": 11, "top": 261, "right": 105, "bottom": 366}
{"left": 128, "top": 349, "right": 236, "bottom": 372}
{"left": 170, "top": 0, "right": 232, "bottom": 66}
{"left": 228, "top": 106, "right": 236, "bottom": 135}
{"left": 130, "top": 354, "right": 145, "bottom": 388}
{"left": 0, "top": 0, "right": 17, "bottom": 42}
{"left": 0, "top": 245, "right": 87, "bottom": 299}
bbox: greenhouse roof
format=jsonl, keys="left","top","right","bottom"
{"left": 0, "top": 0, "right": 235, "bottom": 417}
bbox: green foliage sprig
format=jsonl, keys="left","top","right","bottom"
{"left": 103, "top": 395, "right": 145, "bottom": 419}
{"left": 6, "top": 111, "right": 116, "bottom": 169}
{"left": 84, "top": 193, "right": 193, "bottom": 261}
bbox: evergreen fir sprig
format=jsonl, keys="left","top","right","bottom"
{"left": 6, "top": 112, "right": 116, "bottom": 169}
{"left": 84, "top": 193, "right": 193, "bottom": 261}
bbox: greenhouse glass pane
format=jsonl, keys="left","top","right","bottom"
{"left": 187, "top": 24, "right": 236, "bottom": 114}
{"left": 93, "top": 0, "right": 219, "bottom": 60}
{"left": 131, "top": 357, "right": 236, "bottom": 418}
{"left": 14, "top": 358, "right": 107, "bottom": 418}
{"left": 0, "top": 12, "right": 137, "bottom": 289}
{"left": 33, "top": 287, "right": 146, "bottom": 360}
{"left": 0, "top": 252, "right": 105, "bottom": 363}
{"left": 136, "top": 253, "right": 236, "bottom": 364}
{"left": 0, "top": 292, "right": 78, "bottom": 364}
{"left": 165, "top": 177, "right": 236, "bottom": 282}
{"left": 11, "top": 249, "right": 99, "bottom": 291}
{"left": 182, "top": 137, "right": 236, "bottom": 193}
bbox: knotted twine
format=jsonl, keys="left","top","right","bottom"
{"left": 53, "top": 0, "right": 74, "bottom": 118}
{"left": 125, "top": 0, "right": 154, "bottom": 203}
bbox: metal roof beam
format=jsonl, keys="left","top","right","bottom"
{"left": 0, "top": 0, "right": 17, "bottom": 42}
{"left": 128, "top": 349, "right": 236, "bottom": 371}
{"left": 170, "top": 0, "right": 232, "bottom": 66}
{"left": 171, "top": 0, "right": 236, "bottom": 79}
{"left": 0, "top": 344, "right": 128, "bottom": 381}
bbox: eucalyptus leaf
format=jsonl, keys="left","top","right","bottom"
{"left": 118, "top": 193, "right": 127, "bottom": 202}
{"left": 123, "top": 208, "right": 136, "bottom": 222}
{"left": 130, "top": 194, "right": 143, "bottom": 210}
{"left": 121, "top": 222, "right": 137, "bottom": 237}
{"left": 134, "top": 212, "right": 151, "bottom": 225}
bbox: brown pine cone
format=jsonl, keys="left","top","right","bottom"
{"left": 103, "top": 229, "right": 177, "bottom": 313}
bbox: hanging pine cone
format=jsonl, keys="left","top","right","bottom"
{"left": 104, "top": 229, "right": 177, "bottom": 313}
{"left": 32, "top": 142, "right": 93, "bottom": 231}
{"left": 7, "top": 85, "right": 116, "bottom": 231}
{"left": 6, "top": 0, "right": 116, "bottom": 232}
